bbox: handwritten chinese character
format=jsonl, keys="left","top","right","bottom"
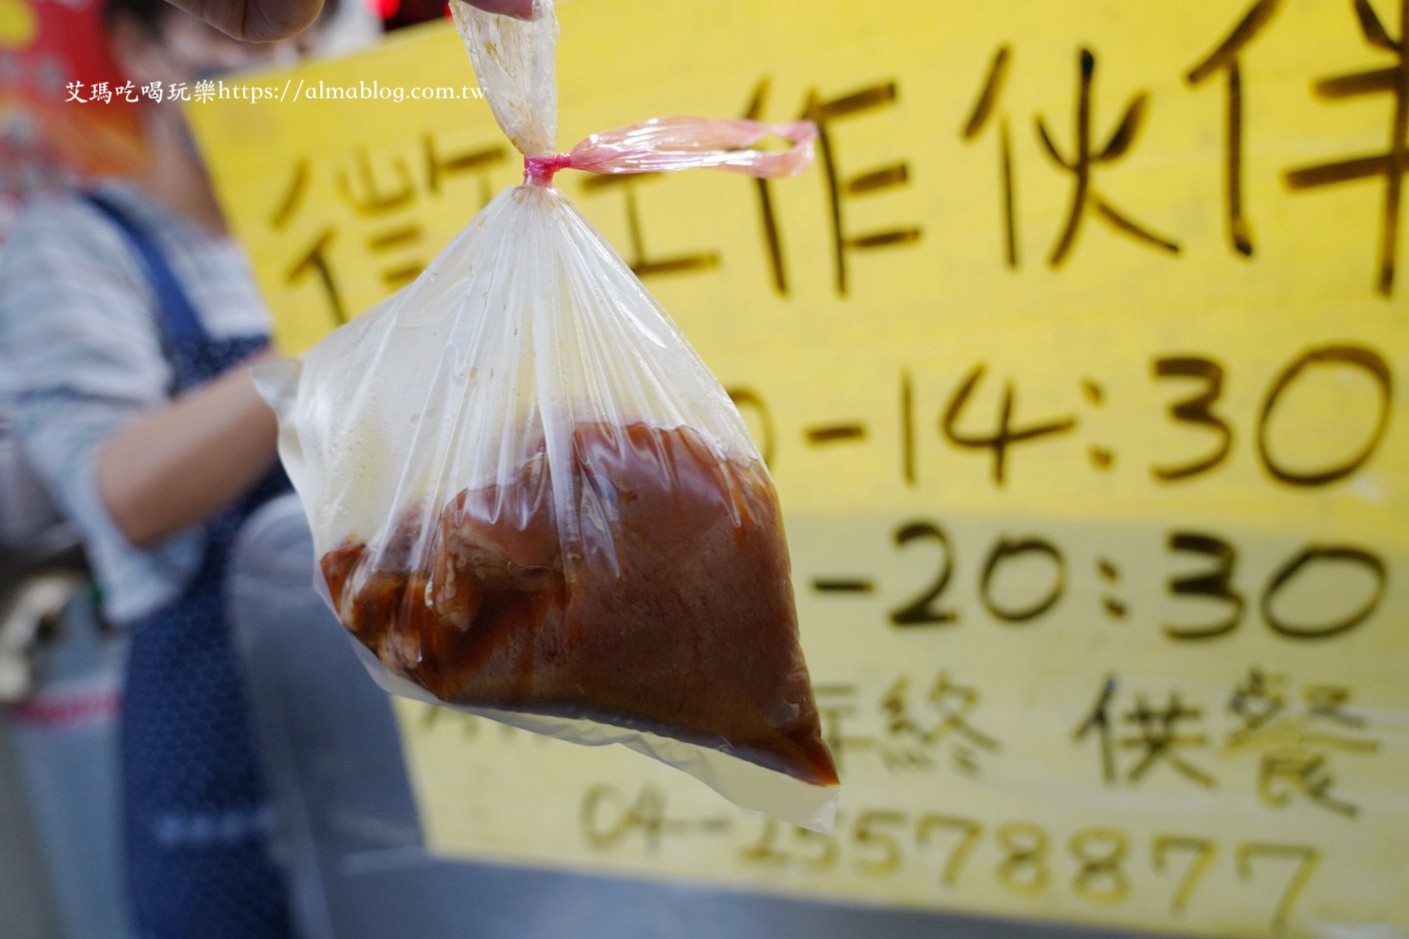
{"left": 1224, "top": 669, "right": 1378, "bottom": 819}
{"left": 269, "top": 133, "right": 509, "bottom": 329}
{"left": 802, "top": 81, "right": 921, "bottom": 295}
{"left": 1286, "top": 0, "right": 1409, "bottom": 295}
{"left": 1037, "top": 48, "right": 1180, "bottom": 266}
{"left": 1074, "top": 676, "right": 1214, "bottom": 788}
{"left": 880, "top": 672, "right": 999, "bottom": 776}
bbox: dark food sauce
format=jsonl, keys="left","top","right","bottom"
{"left": 321, "top": 422, "right": 839, "bottom": 787}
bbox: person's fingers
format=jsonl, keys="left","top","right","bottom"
{"left": 461, "top": 0, "right": 536, "bottom": 20}
{"left": 162, "top": 0, "right": 324, "bottom": 42}
{"left": 165, "top": 0, "right": 537, "bottom": 43}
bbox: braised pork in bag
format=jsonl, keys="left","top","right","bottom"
{"left": 260, "top": 0, "right": 838, "bottom": 829}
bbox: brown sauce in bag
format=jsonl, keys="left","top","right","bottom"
{"left": 320, "top": 422, "right": 838, "bottom": 787}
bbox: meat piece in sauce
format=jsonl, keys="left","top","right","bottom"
{"left": 320, "top": 422, "right": 838, "bottom": 787}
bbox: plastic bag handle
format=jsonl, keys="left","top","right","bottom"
{"left": 523, "top": 117, "right": 817, "bottom": 186}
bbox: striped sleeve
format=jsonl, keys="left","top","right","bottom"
{"left": 0, "top": 195, "right": 204, "bottom": 623}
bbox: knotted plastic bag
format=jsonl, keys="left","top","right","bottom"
{"left": 259, "top": 0, "right": 838, "bottom": 830}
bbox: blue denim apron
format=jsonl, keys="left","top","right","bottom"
{"left": 84, "top": 192, "right": 296, "bottom": 939}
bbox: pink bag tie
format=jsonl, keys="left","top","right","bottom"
{"left": 522, "top": 116, "right": 817, "bottom": 186}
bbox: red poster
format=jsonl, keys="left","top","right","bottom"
{"left": 0, "top": 0, "right": 144, "bottom": 214}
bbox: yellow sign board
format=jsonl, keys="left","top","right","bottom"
{"left": 188, "top": 2, "right": 1409, "bottom": 936}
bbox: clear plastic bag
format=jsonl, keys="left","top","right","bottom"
{"left": 259, "top": 0, "right": 838, "bottom": 830}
